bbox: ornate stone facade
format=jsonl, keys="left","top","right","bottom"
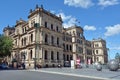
{"left": 3, "top": 5, "right": 108, "bottom": 68}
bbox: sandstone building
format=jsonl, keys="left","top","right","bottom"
{"left": 3, "top": 5, "right": 108, "bottom": 68}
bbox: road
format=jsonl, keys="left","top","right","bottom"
{"left": 0, "top": 70, "right": 103, "bottom": 80}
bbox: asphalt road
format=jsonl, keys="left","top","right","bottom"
{"left": 0, "top": 70, "right": 103, "bottom": 80}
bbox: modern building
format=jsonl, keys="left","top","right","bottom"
{"left": 3, "top": 5, "right": 108, "bottom": 68}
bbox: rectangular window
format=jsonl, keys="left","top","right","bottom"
{"left": 70, "top": 55, "right": 73, "bottom": 60}
{"left": 22, "top": 28, "right": 24, "bottom": 33}
{"left": 45, "top": 22, "right": 47, "bottom": 28}
{"left": 51, "top": 24, "right": 53, "bottom": 30}
{"left": 51, "top": 51, "right": 54, "bottom": 60}
{"left": 96, "top": 50, "right": 98, "bottom": 54}
{"left": 44, "top": 50, "right": 48, "bottom": 60}
{"left": 70, "top": 45, "right": 72, "bottom": 51}
{"left": 66, "top": 44, "right": 68, "bottom": 51}
{"left": 97, "top": 57, "right": 99, "bottom": 61}
{"left": 95, "top": 44, "right": 99, "bottom": 47}
{"left": 57, "top": 37, "right": 59, "bottom": 46}
{"left": 57, "top": 52, "right": 59, "bottom": 60}
{"left": 56, "top": 26, "right": 58, "bottom": 32}
{"left": 15, "top": 39, "right": 17, "bottom": 46}
{"left": 31, "top": 20, "right": 35, "bottom": 27}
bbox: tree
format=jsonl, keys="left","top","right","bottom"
{"left": 115, "top": 53, "right": 120, "bottom": 63}
{"left": 0, "top": 34, "right": 13, "bottom": 58}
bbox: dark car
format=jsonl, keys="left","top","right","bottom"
{"left": 0, "top": 64, "right": 9, "bottom": 70}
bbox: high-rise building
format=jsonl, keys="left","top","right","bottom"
{"left": 3, "top": 5, "right": 108, "bottom": 68}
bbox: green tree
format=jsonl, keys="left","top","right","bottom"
{"left": 115, "top": 53, "right": 120, "bottom": 63}
{"left": 0, "top": 34, "right": 13, "bottom": 58}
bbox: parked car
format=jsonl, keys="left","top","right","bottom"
{"left": 0, "top": 64, "right": 9, "bottom": 70}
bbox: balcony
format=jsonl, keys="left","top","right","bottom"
{"left": 44, "top": 42, "right": 49, "bottom": 45}
{"left": 57, "top": 60, "right": 61, "bottom": 63}
{"left": 44, "top": 60, "right": 49, "bottom": 63}
{"left": 51, "top": 60, "right": 56, "bottom": 63}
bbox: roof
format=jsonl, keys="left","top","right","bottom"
{"left": 65, "top": 25, "right": 83, "bottom": 31}
{"left": 28, "top": 5, "right": 62, "bottom": 22}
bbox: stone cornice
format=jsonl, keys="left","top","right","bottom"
{"left": 28, "top": 8, "right": 62, "bottom": 22}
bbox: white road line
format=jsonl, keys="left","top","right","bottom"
{"left": 29, "top": 70, "right": 111, "bottom": 80}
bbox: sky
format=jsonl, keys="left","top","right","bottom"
{"left": 0, "top": 0, "right": 120, "bottom": 60}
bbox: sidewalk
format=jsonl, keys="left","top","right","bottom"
{"left": 29, "top": 68, "right": 120, "bottom": 80}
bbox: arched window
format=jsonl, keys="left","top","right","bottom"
{"left": 51, "top": 36, "right": 54, "bottom": 45}
{"left": 45, "top": 34, "right": 48, "bottom": 43}
{"left": 30, "top": 50, "right": 33, "bottom": 59}
{"left": 24, "top": 37, "right": 26, "bottom": 46}
{"left": 21, "top": 38, "right": 23, "bottom": 46}
{"left": 31, "top": 34, "right": 33, "bottom": 42}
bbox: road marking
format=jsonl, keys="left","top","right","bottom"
{"left": 29, "top": 70, "right": 111, "bottom": 80}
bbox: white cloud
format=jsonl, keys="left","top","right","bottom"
{"left": 84, "top": 25, "right": 96, "bottom": 31}
{"left": 50, "top": 10, "right": 55, "bottom": 14}
{"left": 98, "top": 0, "right": 119, "bottom": 7}
{"left": 104, "top": 24, "right": 120, "bottom": 36}
{"left": 64, "top": 0, "right": 94, "bottom": 8}
{"left": 110, "top": 47, "right": 120, "bottom": 50}
{"left": 57, "top": 12, "right": 77, "bottom": 28}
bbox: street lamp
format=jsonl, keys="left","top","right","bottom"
{"left": 33, "top": 58, "right": 37, "bottom": 69}
{"left": 22, "top": 51, "right": 26, "bottom": 69}
{"left": 34, "top": 23, "right": 40, "bottom": 70}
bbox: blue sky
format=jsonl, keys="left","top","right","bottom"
{"left": 0, "top": 0, "right": 120, "bottom": 59}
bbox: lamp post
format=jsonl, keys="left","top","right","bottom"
{"left": 33, "top": 58, "right": 37, "bottom": 70}
{"left": 34, "top": 6, "right": 41, "bottom": 69}
{"left": 22, "top": 51, "right": 26, "bottom": 69}
{"left": 34, "top": 23, "right": 40, "bottom": 70}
